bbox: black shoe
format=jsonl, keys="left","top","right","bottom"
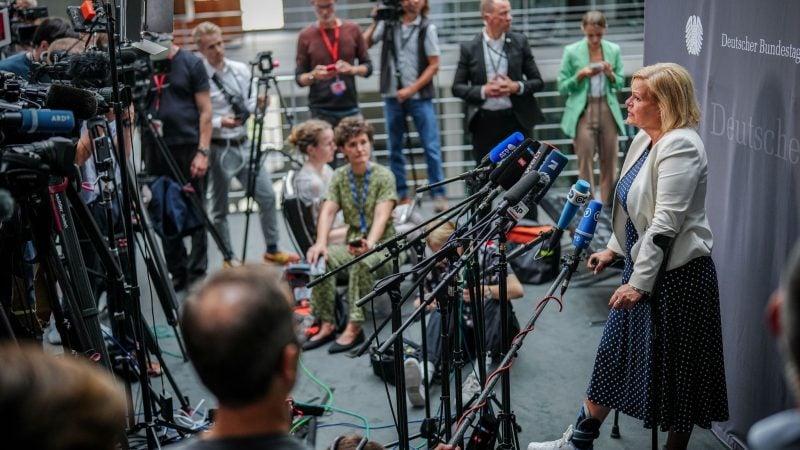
{"left": 302, "top": 331, "right": 336, "bottom": 351}
{"left": 328, "top": 330, "right": 365, "bottom": 354}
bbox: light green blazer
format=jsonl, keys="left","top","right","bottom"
{"left": 557, "top": 38, "right": 626, "bottom": 138}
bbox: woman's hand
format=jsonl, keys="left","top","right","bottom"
{"left": 587, "top": 249, "right": 617, "bottom": 275}
{"left": 608, "top": 284, "right": 644, "bottom": 310}
{"left": 306, "top": 242, "right": 328, "bottom": 265}
{"left": 347, "top": 237, "right": 372, "bottom": 256}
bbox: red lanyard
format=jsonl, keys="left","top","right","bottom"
{"left": 153, "top": 74, "right": 167, "bottom": 111}
{"left": 319, "top": 24, "right": 340, "bottom": 63}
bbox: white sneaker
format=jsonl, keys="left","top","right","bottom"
{"left": 527, "top": 425, "right": 576, "bottom": 450}
{"left": 404, "top": 358, "right": 425, "bottom": 407}
{"left": 461, "top": 371, "right": 482, "bottom": 401}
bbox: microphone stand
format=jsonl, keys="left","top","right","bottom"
{"left": 307, "top": 188, "right": 485, "bottom": 289}
{"left": 449, "top": 243, "right": 590, "bottom": 446}
{"left": 416, "top": 165, "right": 491, "bottom": 194}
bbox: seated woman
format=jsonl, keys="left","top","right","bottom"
{"left": 287, "top": 119, "right": 346, "bottom": 245}
{"left": 304, "top": 117, "right": 398, "bottom": 354}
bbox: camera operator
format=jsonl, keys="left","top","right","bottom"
{"left": 0, "top": 16, "right": 78, "bottom": 81}
{"left": 192, "top": 22, "right": 299, "bottom": 265}
{"left": 141, "top": 34, "right": 212, "bottom": 291}
{"left": 363, "top": 0, "right": 448, "bottom": 212}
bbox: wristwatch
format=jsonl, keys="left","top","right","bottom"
{"left": 197, "top": 147, "right": 210, "bottom": 157}
{"left": 630, "top": 286, "right": 649, "bottom": 297}
{"left": 307, "top": 72, "right": 315, "bottom": 84}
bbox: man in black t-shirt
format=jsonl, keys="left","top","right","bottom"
{"left": 174, "top": 265, "right": 309, "bottom": 450}
{"left": 143, "top": 36, "right": 213, "bottom": 290}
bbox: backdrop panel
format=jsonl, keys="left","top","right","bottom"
{"left": 644, "top": 1, "right": 800, "bottom": 448}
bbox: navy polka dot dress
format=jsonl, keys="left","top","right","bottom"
{"left": 586, "top": 148, "right": 729, "bottom": 432}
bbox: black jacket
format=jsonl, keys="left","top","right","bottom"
{"left": 452, "top": 31, "right": 545, "bottom": 131}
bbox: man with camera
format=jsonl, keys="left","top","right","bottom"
{"left": 192, "top": 22, "right": 299, "bottom": 265}
{"left": 363, "top": 0, "right": 448, "bottom": 212}
{"left": 0, "top": 16, "right": 78, "bottom": 81}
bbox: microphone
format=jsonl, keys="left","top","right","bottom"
{"left": 68, "top": 51, "right": 111, "bottom": 89}
{"left": 476, "top": 139, "right": 535, "bottom": 211}
{"left": 492, "top": 169, "right": 543, "bottom": 217}
{"left": 478, "top": 132, "right": 525, "bottom": 168}
{"left": 488, "top": 138, "right": 535, "bottom": 189}
{"left": 531, "top": 148, "right": 569, "bottom": 204}
{"left": 573, "top": 200, "right": 603, "bottom": 251}
{"left": 539, "top": 180, "right": 591, "bottom": 257}
{"left": 0, "top": 109, "right": 76, "bottom": 134}
{"left": 44, "top": 84, "right": 100, "bottom": 121}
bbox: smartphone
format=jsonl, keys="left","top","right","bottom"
{"left": 348, "top": 239, "right": 363, "bottom": 247}
{"left": 325, "top": 63, "right": 336, "bottom": 72}
{"left": 590, "top": 62, "right": 604, "bottom": 71}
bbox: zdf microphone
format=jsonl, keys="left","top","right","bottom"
{"left": 539, "top": 180, "right": 590, "bottom": 257}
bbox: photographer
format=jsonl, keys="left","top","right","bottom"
{"left": 192, "top": 22, "right": 298, "bottom": 265}
{"left": 363, "top": 0, "right": 448, "bottom": 212}
{"left": 0, "top": 16, "right": 78, "bottom": 80}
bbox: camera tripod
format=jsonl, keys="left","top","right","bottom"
{"left": 239, "top": 51, "right": 295, "bottom": 261}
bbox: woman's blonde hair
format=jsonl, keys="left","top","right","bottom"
{"left": 426, "top": 221, "right": 457, "bottom": 249}
{"left": 287, "top": 119, "right": 332, "bottom": 154}
{"left": 632, "top": 63, "right": 701, "bottom": 132}
{"left": 581, "top": 10, "right": 607, "bottom": 29}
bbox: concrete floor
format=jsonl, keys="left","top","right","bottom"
{"left": 124, "top": 198, "right": 728, "bottom": 449}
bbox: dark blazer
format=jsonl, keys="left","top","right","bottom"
{"left": 452, "top": 31, "right": 545, "bottom": 131}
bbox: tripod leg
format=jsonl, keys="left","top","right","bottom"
{"left": 611, "top": 409, "right": 621, "bottom": 438}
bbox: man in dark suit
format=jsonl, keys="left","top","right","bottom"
{"left": 453, "top": 0, "right": 545, "bottom": 164}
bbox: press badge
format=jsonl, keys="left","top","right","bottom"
{"left": 330, "top": 78, "right": 347, "bottom": 96}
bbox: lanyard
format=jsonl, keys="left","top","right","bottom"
{"left": 348, "top": 164, "right": 371, "bottom": 236}
{"left": 483, "top": 38, "right": 507, "bottom": 77}
{"left": 153, "top": 74, "right": 167, "bottom": 111}
{"left": 319, "top": 24, "right": 340, "bottom": 63}
{"left": 399, "top": 23, "right": 418, "bottom": 50}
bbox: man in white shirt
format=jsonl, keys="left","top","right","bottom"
{"left": 192, "top": 22, "right": 298, "bottom": 265}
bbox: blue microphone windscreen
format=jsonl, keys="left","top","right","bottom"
{"left": 573, "top": 200, "right": 603, "bottom": 250}
{"left": 20, "top": 109, "right": 75, "bottom": 134}
{"left": 488, "top": 132, "right": 525, "bottom": 163}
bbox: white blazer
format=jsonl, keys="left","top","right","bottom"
{"left": 607, "top": 128, "right": 714, "bottom": 293}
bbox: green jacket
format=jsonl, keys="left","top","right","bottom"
{"left": 557, "top": 38, "right": 626, "bottom": 138}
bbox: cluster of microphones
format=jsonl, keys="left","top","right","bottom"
{"left": 470, "top": 132, "right": 603, "bottom": 260}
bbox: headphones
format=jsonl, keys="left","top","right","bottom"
{"left": 329, "top": 435, "right": 368, "bottom": 450}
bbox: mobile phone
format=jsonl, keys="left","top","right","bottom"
{"left": 590, "top": 62, "right": 604, "bottom": 71}
{"left": 325, "top": 63, "right": 336, "bottom": 72}
{"left": 348, "top": 239, "right": 363, "bottom": 247}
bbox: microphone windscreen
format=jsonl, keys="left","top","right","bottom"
{"left": 532, "top": 148, "right": 568, "bottom": 203}
{"left": 503, "top": 170, "right": 541, "bottom": 206}
{"left": 68, "top": 51, "right": 111, "bottom": 88}
{"left": 488, "top": 138, "right": 533, "bottom": 186}
{"left": 556, "top": 179, "right": 591, "bottom": 230}
{"left": 487, "top": 132, "right": 524, "bottom": 164}
{"left": 573, "top": 200, "right": 603, "bottom": 250}
{"left": 45, "top": 84, "right": 99, "bottom": 120}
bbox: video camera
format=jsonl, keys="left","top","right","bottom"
{"left": 251, "top": 51, "right": 277, "bottom": 75}
{"left": 0, "top": 1, "right": 49, "bottom": 49}
{"left": 371, "top": 0, "right": 402, "bottom": 22}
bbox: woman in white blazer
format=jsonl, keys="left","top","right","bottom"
{"left": 529, "top": 63, "right": 728, "bottom": 450}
